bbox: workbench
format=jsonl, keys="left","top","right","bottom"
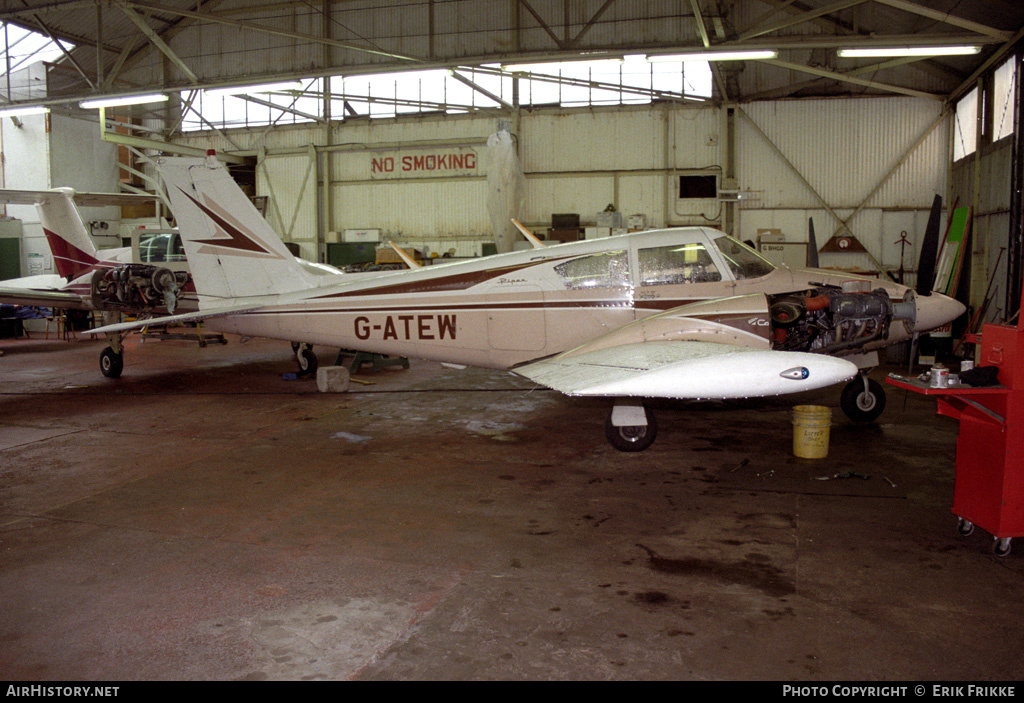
{"left": 886, "top": 322, "right": 1023, "bottom": 555}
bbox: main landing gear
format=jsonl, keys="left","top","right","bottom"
{"left": 291, "top": 342, "right": 318, "bottom": 376}
{"left": 605, "top": 401, "right": 657, "bottom": 452}
{"left": 840, "top": 372, "right": 886, "bottom": 423}
{"left": 100, "top": 344, "right": 124, "bottom": 378}
{"left": 602, "top": 371, "right": 886, "bottom": 452}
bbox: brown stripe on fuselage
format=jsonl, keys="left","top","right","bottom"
{"left": 241, "top": 299, "right": 636, "bottom": 316}
{"left": 313, "top": 256, "right": 577, "bottom": 299}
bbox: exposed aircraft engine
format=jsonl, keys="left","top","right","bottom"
{"left": 769, "top": 286, "right": 917, "bottom": 355}
{"left": 90, "top": 265, "right": 190, "bottom": 314}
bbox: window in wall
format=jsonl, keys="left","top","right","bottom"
{"left": 993, "top": 57, "right": 1016, "bottom": 142}
{"left": 179, "top": 58, "right": 712, "bottom": 132}
{"left": 954, "top": 87, "right": 978, "bottom": 161}
{"left": 0, "top": 21, "right": 72, "bottom": 76}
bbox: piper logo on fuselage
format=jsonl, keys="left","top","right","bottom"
{"left": 354, "top": 314, "right": 457, "bottom": 341}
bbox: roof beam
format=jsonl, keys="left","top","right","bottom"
{"left": 763, "top": 58, "right": 942, "bottom": 100}
{"left": 125, "top": 0, "right": 420, "bottom": 63}
{"left": 872, "top": 0, "right": 1013, "bottom": 42}
{"left": 238, "top": 94, "right": 326, "bottom": 124}
{"left": 568, "top": 0, "right": 618, "bottom": 48}
{"left": 116, "top": 1, "right": 198, "bottom": 84}
{"left": 736, "top": 0, "right": 870, "bottom": 42}
{"left": 689, "top": 0, "right": 730, "bottom": 101}
{"left": 27, "top": 12, "right": 94, "bottom": 88}
{"left": 741, "top": 55, "right": 933, "bottom": 101}
{"left": 450, "top": 69, "right": 514, "bottom": 109}
{"left": 516, "top": 0, "right": 566, "bottom": 51}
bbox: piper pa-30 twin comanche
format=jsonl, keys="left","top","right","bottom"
{"left": 87, "top": 152, "right": 965, "bottom": 451}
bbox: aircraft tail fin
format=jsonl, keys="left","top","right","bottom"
{"left": 0, "top": 188, "right": 101, "bottom": 280}
{"left": 157, "top": 154, "right": 316, "bottom": 306}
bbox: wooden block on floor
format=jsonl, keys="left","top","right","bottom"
{"left": 316, "top": 366, "right": 351, "bottom": 393}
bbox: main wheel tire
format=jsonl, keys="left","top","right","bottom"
{"left": 840, "top": 377, "right": 886, "bottom": 422}
{"left": 297, "top": 347, "right": 318, "bottom": 375}
{"left": 100, "top": 346, "right": 124, "bottom": 379}
{"left": 605, "top": 407, "right": 658, "bottom": 452}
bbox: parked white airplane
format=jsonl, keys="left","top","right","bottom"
{"left": 0, "top": 188, "right": 190, "bottom": 313}
{"left": 88, "top": 153, "right": 965, "bottom": 451}
{"left": 0, "top": 188, "right": 343, "bottom": 353}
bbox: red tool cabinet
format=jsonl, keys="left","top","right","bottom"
{"left": 886, "top": 321, "right": 1024, "bottom": 556}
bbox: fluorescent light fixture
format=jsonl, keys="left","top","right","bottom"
{"left": 502, "top": 58, "right": 624, "bottom": 72}
{"left": 80, "top": 93, "right": 169, "bottom": 109}
{"left": 0, "top": 106, "right": 49, "bottom": 118}
{"left": 647, "top": 50, "right": 778, "bottom": 62}
{"left": 838, "top": 46, "right": 981, "bottom": 58}
{"left": 203, "top": 81, "right": 305, "bottom": 98}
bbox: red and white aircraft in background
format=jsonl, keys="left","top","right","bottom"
{"left": 87, "top": 153, "right": 965, "bottom": 451}
{"left": 0, "top": 188, "right": 193, "bottom": 314}
{"left": 0, "top": 187, "right": 341, "bottom": 348}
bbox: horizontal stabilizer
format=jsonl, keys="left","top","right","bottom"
{"left": 84, "top": 302, "right": 262, "bottom": 337}
{"left": 0, "top": 188, "right": 156, "bottom": 207}
{"left": 515, "top": 340, "right": 858, "bottom": 399}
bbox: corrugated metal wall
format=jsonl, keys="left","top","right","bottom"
{"left": 173, "top": 96, "right": 952, "bottom": 267}
{"left": 737, "top": 97, "right": 950, "bottom": 276}
{"left": 952, "top": 139, "right": 1013, "bottom": 317}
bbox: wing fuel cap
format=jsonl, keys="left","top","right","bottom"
{"left": 780, "top": 367, "right": 810, "bottom": 380}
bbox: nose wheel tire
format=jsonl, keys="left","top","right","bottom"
{"left": 605, "top": 407, "right": 658, "bottom": 452}
{"left": 99, "top": 347, "right": 124, "bottom": 379}
{"left": 840, "top": 377, "right": 886, "bottom": 423}
{"left": 297, "top": 347, "right": 318, "bottom": 376}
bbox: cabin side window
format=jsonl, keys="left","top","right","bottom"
{"left": 554, "top": 250, "right": 630, "bottom": 290}
{"left": 638, "top": 243, "right": 722, "bottom": 286}
{"left": 711, "top": 236, "right": 775, "bottom": 280}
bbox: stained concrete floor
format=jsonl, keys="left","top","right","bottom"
{"left": 1, "top": 332, "right": 1023, "bottom": 681}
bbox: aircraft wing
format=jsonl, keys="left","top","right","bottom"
{"left": 83, "top": 302, "right": 264, "bottom": 336}
{"left": 0, "top": 286, "right": 88, "bottom": 309}
{"left": 514, "top": 340, "right": 858, "bottom": 399}
{"left": 0, "top": 273, "right": 89, "bottom": 310}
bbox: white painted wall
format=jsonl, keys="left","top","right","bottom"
{"left": 0, "top": 111, "right": 119, "bottom": 276}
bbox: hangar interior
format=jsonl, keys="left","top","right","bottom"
{"left": 2, "top": 0, "right": 1024, "bottom": 681}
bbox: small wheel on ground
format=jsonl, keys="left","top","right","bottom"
{"left": 994, "top": 537, "right": 1012, "bottom": 557}
{"left": 605, "top": 407, "right": 658, "bottom": 452}
{"left": 99, "top": 346, "right": 123, "bottom": 379}
{"left": 956, "top": 518, "right": 974, "bottom": 537}
{"left": 840, "top": 377, "right": 886, "bottom": 422}
{"left": 297, "top": 347, "right": 318, "bottom": 375}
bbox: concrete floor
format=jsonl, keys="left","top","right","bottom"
{"left": 1, "top": 332, "right": 1023, "bottom": 681}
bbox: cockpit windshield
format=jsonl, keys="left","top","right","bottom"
{"left": 711, "top": 236, "right": 775, "bottom": 280}
{"left": 138, "top": 231, "right": 186, "bottom": 263}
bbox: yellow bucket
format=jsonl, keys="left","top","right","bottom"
{"left": 792, "top": 405, "right": 831, "bottom": 459}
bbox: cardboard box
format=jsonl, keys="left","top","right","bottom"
{"left": 585, "top": 227, "right": 612, "bottom": 240}
{"left": 627, "top": 214, "right": 647, "bottom": 230}
{"left": 596, "top": 211, "right": 623, "bottom": 228}
{"left": 343, "top": 228, "right": 381, "bottom": 243}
